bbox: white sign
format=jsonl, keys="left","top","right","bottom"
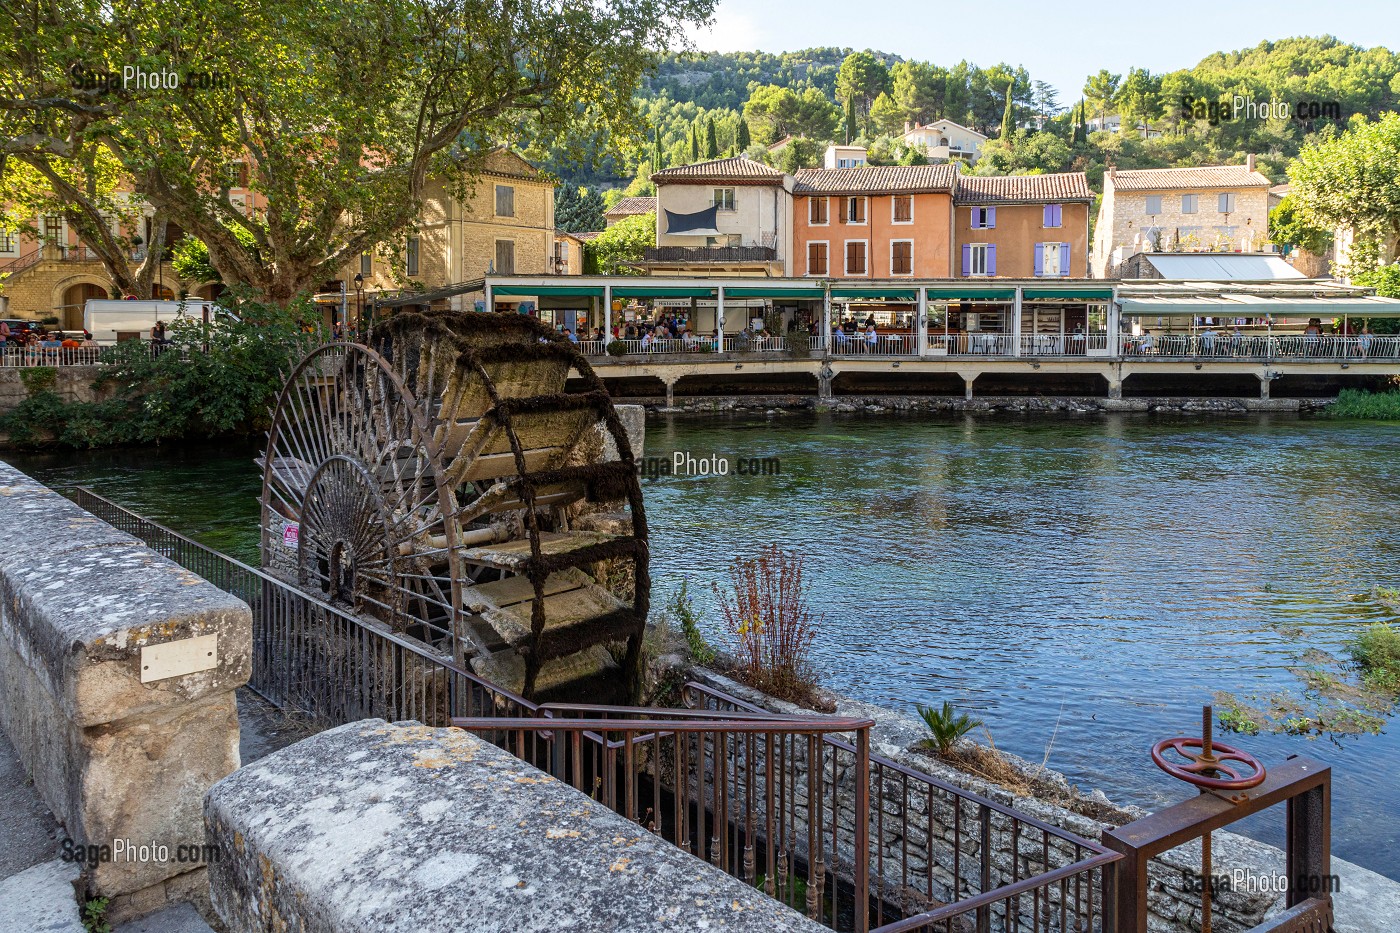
{"left": 140, "top": 634, "right": 218, "bottom": 683}
{"left": 283, "top": 523, "right": 299, "bottom": 549}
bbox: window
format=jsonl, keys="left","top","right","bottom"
{"left": 406, "top": 237, "right": 420, "bottom": 276}
{"left": 712, "top": 187, "right": 736, "bottom": 211}
{"left": 970, "top": 206, "right": 995, "bottom": 229}
{"left": 223, "top": 161, "right": 249, "bottom": 188}
{"left": 807, "top": 241, "right": 828, "bottom": 276}
{"left": 0, "top": 228, "right": 15, "bottom": 254}
{"left": 495, "top": 239, "right": 515, "bottom": 275}
{"left": 1036, "top": 242, "right": 1070, "bottom": 277}
{"left": 1181, "top": 194, "right": 1198, "bottom": 214}
{"left": 495, "top": 184, "right": 515, "bottom": 217}
{"left": 891, "top": 240, "right": 913, "bottom": 275}
{"left": 892, "top": 196, "right": 913, "bottom": 224}
{"left": 1043, "top": 203, "right": 1063, "bottom": 227}
{"left": 1218, "top": 192, "right": 1236, "bottom": 213}
{"left": 809, "top": 197, "right": 828, "bottom": 225}
{"left": 42, "top": 215, "right": 63, "bottom": 241}
{"left": 846, "top": 197, "right": 867, "bottom": 224}
{"left": 360, "top": 252, "right": 373, "bottom": 275}
{"left": 844, "top": 240, "right": 867, "bottom": 275}
{"left": 962, "top": 243, "right": 995, "bottom": 277}
{"left": 1144, "top": 195, "right": 1162, "bottom": 215}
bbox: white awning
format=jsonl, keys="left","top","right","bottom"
{"left": 1119, "top": 295, "right": 1400, "bottom": 317}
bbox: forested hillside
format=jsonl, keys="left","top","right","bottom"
{"left": 540, "top": 36, "right": 1400, "bottom": 212}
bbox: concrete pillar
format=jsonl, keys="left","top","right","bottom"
{"left": 664, "top": 377, "right": 676, "bottom": 409}
{"left": 821, "top": 288, "right": 832, "bottom": 356}
{"left": 1108, "top": 301, "right": 1123, "bottom": 359}
{"left": 715, "top": 286, "right": 725, "bottom": 350}
{"left": 818, "top": 363, "right": 834, "bottom": 400}
{"left": 963, "top": 373, "right": 975, "bottom": 400}
{"left": 1011, "top": 287, "right": 1023, "bottom": 357}
{"left": 484, "top": 282, "right": 493, "bottom": 313}
{"left": 1108, "top": 378, "right": 1123, "bottom": 400}
{"left": 1260, "top": 372, "right": 1271, "bottom": 400}
{"left": 916, "top": 287, "right": 928, "bottom": 356}
{"left": 603, "top": 285, "right": 612, "bottom": 340}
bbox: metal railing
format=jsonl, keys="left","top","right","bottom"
{"left": 643, "top": 245, "right": 778, "bottom": 263}
{"left": 1120, "top": 333, "right": 1400, "bottom": 361}
{"left": 929, "top": 333, "right": 1015, "bottom": 356}
{"left": 0, "top": 342, "right": 180, "bottom": 367}
{"left": 823, "top": 333, "right": 918, "bottom": 356}
{"left": 1020, "top": 334, "right": 1110, "bottom": 356}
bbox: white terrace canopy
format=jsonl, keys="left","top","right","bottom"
{"left": 1116, "top": 280, "right": 1400, "bottom": 318}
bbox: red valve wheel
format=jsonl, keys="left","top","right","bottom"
{"left": 1151, "top": 737, "right": 1267, "bottom": 791}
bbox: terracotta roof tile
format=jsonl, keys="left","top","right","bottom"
{"left": 651, "top": 157, "right": 787, "bottom": 183}
{"left": 604, "top": 196, "right": 656, "bottom": 217}
{"left": 793, "top": 164, "right": 958, "bottom": 195}
{"left": 953, "top": 172, "right": 1092, "bottom": 204}
{"left": 1108, "top": 165, "right": 1272, "bottom": 191}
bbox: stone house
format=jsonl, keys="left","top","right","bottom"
{"left": 1091, "top": 159, "right": 1274, "bottom": 278}
{"left": 792, "top": 164, "right": 958, "bottom": 278}
{"left": 899, "top": 119, "right": 987, "bottom": 164}
{"left": 645, "top": 157, "right": 793, "bottom": 276}
{"left": 952, "top": 173, "right": 1093, "bottom": 278}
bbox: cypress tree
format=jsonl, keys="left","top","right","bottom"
{"left": 1000, "top": 80, "right": 1015, "bottom": 142}
{"left": 690, "top": 124, "right": 698, "bottom": 161}
{"left": 844, "top": 96, "right": 856, "bottom": 144}
{"left": 737, "top": 117, "right": 751, "bottom": 151}
{"left": 652, "top": 130, "right": 663, "bottom": 171}
{"left": 704, "top": 117, "right": 719, "bottom": 159}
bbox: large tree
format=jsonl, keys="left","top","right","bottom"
{"left": 1083, "top": 69, "right": 1122, "bottom": 127}
{"left": 1, "top": 0, "right": 713, "bottom": 304}
{"left": 835, "top": 51, "right": 890, "bottom": 132}
{"left": 1289, "top": 113, "right": 1400, "bottom": 270}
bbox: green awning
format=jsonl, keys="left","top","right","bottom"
{"left": 1021, "top": 287, "right": 1115, "bottom": 300}
{"left": 925, "top": 287, "right": 1017, "bottom": 300}
{"left": 492, "top": 285, "right": 605, "bottom": 297}
{"left": 611, "top": 286, "right": 716, "bottom": 298}
{"left": 723, "top": 286, "right": 824, "bottom": 299}
{"left": 831, "top": 287, "right": 919, "bottom": 301}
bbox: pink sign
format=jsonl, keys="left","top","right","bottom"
{"left": 283, "top": 524, "right": 299, "bottom": 549}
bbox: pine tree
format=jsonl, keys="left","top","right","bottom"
{"left": 704, "top": 117, "right": 719, "bottom": 159}
{"left": 844, "top": 95, "right": 856, "bottom": 144}
{"left": 737, "top": 117, "right": 751, "bottom": 151}
{"left": 1000, "top": 79, "right": 1015, "bottom": 142}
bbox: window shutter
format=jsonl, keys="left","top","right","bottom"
{"left": 987, "top": 207, "right": 996, "bottom": 229}
{"left": 1061, "top": 243, "right": 1071, "bottom": 277}
{"left": 1054, "top": 204, "right": 1063, "bottom": 226}
{"left": 986, "top": 244, "right": 997, "bottom": 276}
{"left": 970, "top": 209, "right": 980, "bottom": 230}
{"left": 961, "top": 244, "right": 971, "bottom": 277}
{"left": 1034, "top": 243, "right": 1044, "bottom": 277}
{"left": 1043, "top": 205, "right": 1051, "bottom": 227}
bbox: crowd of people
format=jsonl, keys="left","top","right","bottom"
{"left": 0, "top": 322, "right": 100, "bottom": 364}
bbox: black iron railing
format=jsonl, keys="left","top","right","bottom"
{"left": 643, "top": 246, "right": 777, "bottom": 263}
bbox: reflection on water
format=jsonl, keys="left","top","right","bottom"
{"left": 8, "top": 412, "right": 1399, "bottom": 879}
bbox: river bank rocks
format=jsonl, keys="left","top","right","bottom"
{"left": 648, "top": 395, "right": 1333, "bottom": 416}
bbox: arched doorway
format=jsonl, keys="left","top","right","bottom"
{"left": 58, "top": 282, "right": 110, "bottom": 330}
{"left": 194, "top": 282, "right": 226, "bottom": 301}
{"left": 152, "top": 284, "right": 175, "bottom": 300}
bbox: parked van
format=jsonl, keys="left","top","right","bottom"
{"left": 82, "top": 299, "right": 214, "bottom": 345}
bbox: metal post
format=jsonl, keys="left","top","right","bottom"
{"left": 821, "top": 285, "right": 832, "bottom": 356}
{"left": 716, "top": 285, "right": 725, "bottom": 351}
{"left": 854, "top": 725, "right": 870, "bottom": 933}
{"left": 1286, "top": 767, "right": 1330, "bottom": 908}
{"left": 1011, "top": 286, "right": 1023, "bottom": 357}
{"left": 916, "top": 287, "right": 928, "bottom": 356}
{"left": 603, "top": 287, "right": 612, "bottom": 341}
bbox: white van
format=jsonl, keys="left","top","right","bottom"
{"left": 83, "top": 299, "right": 215, "bottom": 345}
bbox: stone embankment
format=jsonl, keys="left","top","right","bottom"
{"left": 646, "top": 394, "right": 1332, "bottom": 415}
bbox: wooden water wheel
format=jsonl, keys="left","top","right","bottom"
{"left": 258, "top": 311, "right": 649, "bottom": 700}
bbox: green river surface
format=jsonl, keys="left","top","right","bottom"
{"left": 8, "top": 411, "right": 1400, "bottom": 879}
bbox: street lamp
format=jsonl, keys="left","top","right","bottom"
{"left": 352, "top": 272, "right": 364, "bottom": 340}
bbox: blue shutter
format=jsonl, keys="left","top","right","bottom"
{"left": 1061, "top": 243, "right": 1071, "bottom": 277}
{"left": 1043, "top": 205, "right": 1052, "bottom": 228}
{"left": 970, "top": 208, "right": 980, "bottom": 229}
{"left": 1034, "top": 243, "right": 1044, "bottom": 277}
{"left": 961, "top": 244, "right": 971, "bottom": 277}
{"left": 987, "top": 207, "right": 996, "bottom": 229}
{"left": 987, "top": 244, "right": 997, "bottom": 276}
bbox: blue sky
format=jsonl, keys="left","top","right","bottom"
{"left": 685, "top": 0, "right": 1400, "bottom": 106}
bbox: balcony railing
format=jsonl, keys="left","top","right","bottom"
{"left": 1020, "top": 333, "right": 1111, "bottom": 356}
{"left": 1122, "top": 333, "right": 1400, "bottom": 360}
{"left": 642, "top": 245, "right": 778, "bottom": 263}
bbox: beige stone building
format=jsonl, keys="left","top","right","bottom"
{"left": 1091, "top": 160, "right": 1274, "bottom": 278}
{"left": 645, "top": 157, "right": 793, "bottom": 276}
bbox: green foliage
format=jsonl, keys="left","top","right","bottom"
{"left": 81, "top": 897, "right": 111, "bottom": 933}
{"left": 1349, "top": 623, "right": 1400, "bottom": 694}
{"left": 18, "top": 366, "right": 56, "bottom": 395}
{"left": 1352, "top": 263, "right": 1400, "bottom": 299}
{"left": 836, "top": 51, "right": 892, "bottom": 131}
{"left": 555, "top": 185, "right": 607, "bottom": 233}
{"left": 1289, "top": 112, "right": 1400, "bottom": 271}
{"left": 170, "top": 225, "right": 260, "bottom": 283}
{"left": 583, "top": 211, "right": 654, "bottom": 275}
{"left": 1323, "top": 388, "right": 1400, "bottom": 420}
{"left": 1269, "top": 196, "right": 1332, "bottom": 256}
{"left": 1218, "top": 706, "right": 1262, "bottom": 735}
{"left": 606, "top": 339, "right": 628, "bottom": 356}
{"left": 704, "top": 117, "right": 719, "bottom": 159}
{"left": 916, "top": 701, "right": 983, "bottom": 755}
{"left": 0, "top": 292, "right": 316, "bottom": 448}
{"left": 667, "top": 581, "right": 714, "bottom": 665}
{"left": 1000, "top": 80, "right": 1015, "bottom": 141}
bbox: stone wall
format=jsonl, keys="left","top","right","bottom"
{"left": 0, "top": 366, "right": 108, "bottom": 416}
{"left": 205, "top": 719, "right": 829, "bottom": 933}
{"left": 645, "top": 394, "right": 1332, "bottom": 415}
{"left": 0, "top": 462, "right": 251, "bottom": 919}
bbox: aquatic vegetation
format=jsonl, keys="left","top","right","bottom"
{"left": 917, "top": 701, "right": 984, "bottom": 755}
{"left": 712, "top": 545, "right": 822, "bottom": 705}
{"left": 1349, "top": 622, "right": 1400, "bottom": 694}
{"left": 1217, "top": 703, "right": 1263, "bottom": 735}
{"left": 1323, "top": 388, "right": 1400, "bottom": 420}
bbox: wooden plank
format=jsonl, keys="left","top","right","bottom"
{"left": 458, "top": 530, "right": 615, "bottom": 571}
{"left": 465, "top": 569, "right": 588, "bottom": 611}
{"left": 457, "top": 482, "right": 584, "bottom": 524}
{"left": 454, "top": 447, "right": 567, "bottom": 483}
{"left": 478, "top": 583, "right": 627, "bottom": 647}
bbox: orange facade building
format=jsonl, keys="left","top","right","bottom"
{"left": 791, "top": 165, "right": 957, "bottom": 279}
{"left": 951, "top": 174, "right": 1092, "bottom": 278}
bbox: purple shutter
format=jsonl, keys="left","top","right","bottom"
{"left": 1061, "top": 243, "right": 1071, "bottom": 277}
{"left": 1034, "top": 243, "right": 1044, "bottom": 276}
{"left": 961, "top": 244, "right": 971, "bottom": 277}
{"left": 1056, "top": 204, "right": 1064, "bottom": 226}
{"left": 1043, "top": 205, "right": 1052, "bottom": 227}
{"left": 987, "top": 244, "right": 997, "bottom": 276}
{"left": 970, "top": 209, "right": 980, "bottom": 229}
{"left": 987, "top": 207, "right": 996, "bottom": 229}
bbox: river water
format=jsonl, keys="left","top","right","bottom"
{"left": 9, "top": 411, "right": 1399, "bottom": 879}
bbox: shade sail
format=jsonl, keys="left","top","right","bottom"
{"left": 831, "top": 287, "right": 919, "bottom": 300}
{"left": 492, "top": 286, "right": 604, "bottom": 297}
{"left": 611, "top": 285, "right": 717, "bottom": 298}
{"left": 664, "top": 205, "right": 721, "bottom": 236}
{"left": 723, "top": 286, "right": 824, "bottom": 299}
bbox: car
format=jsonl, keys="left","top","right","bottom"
{"left": 0, "top": 319, "right": 38, "bottom": 337}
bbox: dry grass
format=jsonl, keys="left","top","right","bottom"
{"left": 712, "top": 545, "right": 824, "bottom": 706}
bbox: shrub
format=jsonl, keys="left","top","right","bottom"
{"left": 1349, "top": 622, "right": 1400, "bottom": 693}
{"left": 1324, "top": 388, "right": 1400, "bottom": 419}
{"left": 606, "top": 339, "right": 628, "bottom": 357}
{"left": 668, "top": 580, "right": 714, "bottom": 664}
{"left": 712, "top": 544, "right": 820, "bottom": 703}
{"left": 786, "top": 325, "right": 811, "bottom": 358}
{"left": 916, "top": 701, "right": 983, "bottom": 755}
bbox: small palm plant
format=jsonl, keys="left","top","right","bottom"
{"left": 916, "top": 701, "right": 983, "bottom": 756}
